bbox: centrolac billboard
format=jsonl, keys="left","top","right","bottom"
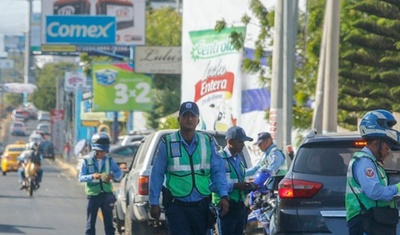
{"left": 92, "top": 63, "right": 153, "bottom": 111}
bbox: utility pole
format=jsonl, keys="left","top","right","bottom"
{"left": 270, "top": 0, "right": 284, "bottom": 148}
{"left": 322, "top": 0, "right": 340, "bottom": 133}
{"left": 24, "top": 0, "right": 33, "bottom": 85}
{"left": 282, "top": 0, "right": 298, "bottom": 166}
{"left": 312, "top": 1, "right": 329, "bottom": 133}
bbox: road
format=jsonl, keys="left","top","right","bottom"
{"left": 0, "top": 117, "right": 109, "bottom": 235}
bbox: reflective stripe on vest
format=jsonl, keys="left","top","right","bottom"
{"left": 167, "top": 133, "right": 210, "bottom": 171}
{"left": 213, "top": 150, "right": 245, "bottom": 204}
{"left": 84, "top": 155, "right": 113, "bottom": 195}
{"left": 165, "top": 132, "right": 212, "bottom": 197}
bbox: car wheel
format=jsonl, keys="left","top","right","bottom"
{"left": 124, "top": 205, "right": 132, "bottom": 235}
{"left": 2, "top": 171, "right": 6, "bottom": 176}
{"left": 113, "top": 205, "right": 124, "bottom": 234}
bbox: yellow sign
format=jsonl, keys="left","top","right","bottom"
{"left": 41, "top": 45, "right": 77, "bottom": 52}
{"left": 81, "top": 120, "right": 100, "bottom": 127}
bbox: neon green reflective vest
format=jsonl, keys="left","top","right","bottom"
{"left": 84, "top": 155, "right": 113, "bottom": 195}
{"left": 345, "top": 151, "right": 396, "bottom": 221}
{"left": 213, "top": 150, "right": 245, "bottom": 204}
{"left": 165, "top": 132, "right": 212, "bottom": 197}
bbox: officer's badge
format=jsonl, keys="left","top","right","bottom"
{"left": 170, "top": 142, "right": 181, "bottom": 158}
{"left": 365, "top": 168, "right": 375, "bottom": 178}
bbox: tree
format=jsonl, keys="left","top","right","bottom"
{"left": 31, "top": 62, "right": 76, "bottom": 111}
{"left": 144, "top": 8, "right": 182, "bottom": 129}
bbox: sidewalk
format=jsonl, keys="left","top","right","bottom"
{"left": 55, "top": 155, "right": 80, "bottom": 178}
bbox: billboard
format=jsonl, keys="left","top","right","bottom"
{"left": 92, "top": 63, "right": 153, "bottom": 111}
{"left": 45, "top": 15, "right": 116, "bottom": 44}
{"left": 65, "top": 71, "right": 91, "bottom": 91}
{"left": 41, "top": 0, "right": 146, "bottom": 46}
{"left": 134, "top": 46, "right": 181, "bottom": 74}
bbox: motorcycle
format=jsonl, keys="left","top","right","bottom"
{"left": 246, "top": 171, "right": 276, "bottom": 235}
{"left": 22, "top": 161, "right": 40, "bottom": 196}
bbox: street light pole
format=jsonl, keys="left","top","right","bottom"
{"left": 24, "top": 0, "right": 33, "bottom": 84}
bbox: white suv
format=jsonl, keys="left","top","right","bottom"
{"left": 114, "top": 129, "right": 253, "bottom": 234}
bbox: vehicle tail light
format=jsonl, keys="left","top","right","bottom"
{"left": 278, "top": 179, "right": 323, "bottom": 198}
{"left": 354, "top": 141, "right": 366, "bottom": 147}
{"left": 138, "top": 176, "right": 149, "bottom": 195}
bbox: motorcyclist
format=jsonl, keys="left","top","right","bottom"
{"left": 17, "top": 142, "right": 43, "bottom": 189}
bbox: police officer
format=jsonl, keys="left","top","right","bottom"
{"left": 246, "top": 132, "right": 285, "bottom": 176}
{"left": 211, "top": 126, "right": 257, "bottom": 235}
{"left": 79, "top": 132, "right": 122, "bottom": 235}
{"left": 346, "top": 109, "right": 400, "bottom": 235}
{"left": 149, "top": 101, "right": 230, "bottom": 235}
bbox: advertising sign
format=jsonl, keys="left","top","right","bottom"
{"left": 45, "top": 16, "right": 116, "bottom": 44}
{"left": 50, "top": 109, "right": 65, "bottom": 155}
{"left": 134, "top": 46, "right": 182, "bottom": 74}
{"left": 4, "top": 35, "right": 25, "bottom": 52}
{"left": 65, "top": 71, "right": 90, "bottom": 91}
{"left": 41, "top": 0, "right": 146, "bottom": 46}
{"left": 92, "top": 63, "right": 153, "bottom": 111}
{"left": 182, "top": 27, "right": 245, "bottom": 131}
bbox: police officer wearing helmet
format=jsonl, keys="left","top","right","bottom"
{"left": 79, "top": 132, "right": 122, "bottom": 235}
{"left": 346, "top": 109, "right": 400, "bottom": 235}
{"left": 210, "top": 126, "right": 257, "bottom": 235}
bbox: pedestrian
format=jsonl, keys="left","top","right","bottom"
{"left": 79, "top": 132, "right": 123, "bottom": 235}
{"left": 210, "top": 126, "right": 257, "bottom": 235}
{"left": 149, "top": 101, "right": 230, "bottom": 235}
{"left": 245, "top": 132, "right": 286, "bottom": 177}
{"left": 64, "top": 141, "right": 71, "bottom": 161}
{"left": 346, "top": 109, "right": 400, "bottom": 235}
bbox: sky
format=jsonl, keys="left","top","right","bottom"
{"left": 0, "top": 0, "right": 41, "bottom": 35}
{"left": 0, "top": 0, "right": 305, "bottom": 36}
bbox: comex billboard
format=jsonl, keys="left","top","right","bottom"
{"left": 41, "top": 0, "right": 146, "bottom": 47}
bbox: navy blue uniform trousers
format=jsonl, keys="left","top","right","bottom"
{"left": 165, "top": 199, "right": 209, "bottom": 235}
{"left": 86, "top": 192, "right": 116, "bottom": 235}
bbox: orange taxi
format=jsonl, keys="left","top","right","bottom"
{"left": 1, "top": 141, "right": 26, "bottom": 176}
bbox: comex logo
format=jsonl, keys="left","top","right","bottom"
{"left": 47, "top": 22, "right": 114, "bottom": 38}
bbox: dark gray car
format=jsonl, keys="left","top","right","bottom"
{"left": 271, "top": 132, "right": 400, "bottom": 235}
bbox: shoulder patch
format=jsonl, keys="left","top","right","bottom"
{"left": 365, "top": 167, "right": 375, "bottom": 178}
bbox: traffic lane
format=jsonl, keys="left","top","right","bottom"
{"left": 0, "top": 158, "right": 106, "bottom": 235}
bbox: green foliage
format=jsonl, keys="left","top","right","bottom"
{"left": 158, "top": 116, "right": 179, "bottom": 129}
{"left": 31, "top": 62, "right": 76, "bottom": 111}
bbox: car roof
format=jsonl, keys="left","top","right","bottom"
{"left": 299, "top": 131, "right": 362, "bottom": 145}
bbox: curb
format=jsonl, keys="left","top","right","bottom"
{"left": 55, "top": 157, "right": 79, "bottom": 178}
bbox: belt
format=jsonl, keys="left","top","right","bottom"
{"left": 172, "top": 197, "right": 208, "bottom": 207}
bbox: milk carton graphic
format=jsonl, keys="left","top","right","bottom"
{"left": 95, "top": 69, "right": 117, "bottom": 86}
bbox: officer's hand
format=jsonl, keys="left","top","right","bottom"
{"left": 235, "top": 182, "right": 250, "bottom": 191}
{"left": 150, "top": 205, "right": 161, "bottom": 220}
{"left": 219, "top": 196, "right": 229, "bottom": 217}
{"left": 103, "top": 173, "right": 113, "bottom": 183}
{"left": 92, "top": 173, "right": 101, "bottom": 180}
